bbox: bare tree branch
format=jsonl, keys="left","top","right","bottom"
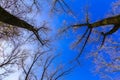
{"left": 0, "top": 6, "right": 44, "bottom": 45}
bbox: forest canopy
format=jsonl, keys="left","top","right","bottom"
{"left": 0, "top": 0, "right": 120, "bottom": 80}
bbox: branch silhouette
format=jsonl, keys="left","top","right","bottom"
{"left": 0, "top": 6, "right": 44, "bottom": 45}
{"left": 70, "top": 14, "right": 120, "bottom": 62}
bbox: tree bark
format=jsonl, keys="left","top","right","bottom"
{"left": 91, "top": 15, "right": 120, "bottom": 28}
{"left": 0, "top": 6, "right": 44, "bottom": 45}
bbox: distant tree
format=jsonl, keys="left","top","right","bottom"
{"left": 0, "top": 35, "right": 72, "bottom": 80}
{"left": 89, "top": 40, "right": 120, "bottom": 80}
{"left": 21, "top": 50, "right": 73, "bottom": 80}
{"left": 0, "top": 34, "right": 30, "bottom": 79}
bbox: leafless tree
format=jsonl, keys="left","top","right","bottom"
{"left": 0, "top": 1, "right": 74, "bottom": 80}
{"left": 85, "top": 1, "right": 120, "bottom": 79}
{"left": 2, "top": 0, "right": 120, "bottom": 80}
{"left": 0, "top": 35, "right": 29, "bottom": 80}
{"left": 53, "top": 0, "right": 120, "bottom": 62}
{"left": 52, "top": 0, "right": 120, "bottom": 79}
{"left": 0, "top": 35, "right": 72, "bottom": 80}
{"left": 20, "top": 50, "right": 73, "bottom": 80}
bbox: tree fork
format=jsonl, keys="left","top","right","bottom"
{"left": 0, "top": 6, "right": 44, "bottom": 45}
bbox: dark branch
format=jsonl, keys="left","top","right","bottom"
{"left": 0, "top": 6, "right": 44, "bottom": 45}
{"left": 76, "top": 28, "right": 92, "bottom": 60}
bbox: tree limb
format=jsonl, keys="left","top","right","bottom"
{"left": 0, "top": 6, "right": 44, "bottom": 45}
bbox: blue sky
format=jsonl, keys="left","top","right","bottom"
{"left": 2, "top": 0, "right": 118, "bottom": 80}
{"left": 51, "top": 0, "right": 117, "bottom": 80}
